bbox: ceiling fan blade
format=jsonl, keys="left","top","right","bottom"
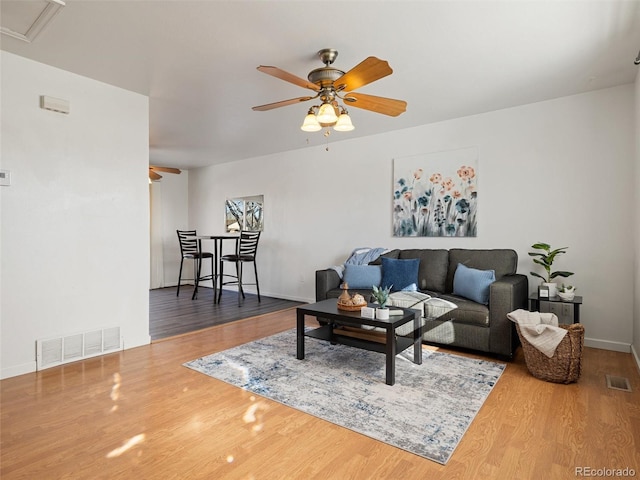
{"left": 150, "top": 166, "right": 181, "bottom": 174}
{"left": 252, "top": 96, "right": 314, "bottom": 111}
{"left": 343, "top": 92, "right": 407, "bottom": 117}
{"left": 333, "top": 57, "right": 393, "bottom": 92}
{"left": 149, "top": 170, "right": 162, "bottom": 181}
{"left": 257, "top": 66, "right": 320, "bottom": 91}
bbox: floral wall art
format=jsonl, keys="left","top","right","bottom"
{"left": 393, "top": 147, "right": 478, "bottom": 237}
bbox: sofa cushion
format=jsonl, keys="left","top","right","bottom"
{"left": 436, "top": 293, "right": 491, "bottom": 327}
{"left": 398, "top": 249, "right": 449, "bottom": 293}
{"left": 381, "top": 257, "right": 420, "bottom": 292}
{"left": 368, "top": 249, "right": 401, "bottom": 265}
{"left": 343, "top": 264, "right": 382, "bottom": 289}
{"left": 445, "top": 249, "right": 517, "bottom": 293}
{"left": 453, "top": 263, "right": 495, "bottom": 305}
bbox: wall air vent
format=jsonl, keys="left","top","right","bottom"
{"left": 36, "top": 326, "right": 123, "bottom": 370}
{"left": 1, "top": 0, "right": 65, "bottom": 43}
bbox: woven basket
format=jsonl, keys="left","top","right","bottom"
{"left": 515, "top": 323, "right": 585, "bottom": 384}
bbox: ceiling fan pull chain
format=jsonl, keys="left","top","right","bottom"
{"left": 324, "top": 129, "right": 331, "bottom": 151}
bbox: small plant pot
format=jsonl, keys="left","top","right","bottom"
{"left": 376, "top": 307, "right": 389, "bottom": 320}
{"left": 543, "top": 282, "right": 558, "bottom": 298}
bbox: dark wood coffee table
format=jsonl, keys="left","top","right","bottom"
{"left": 296, "top": 298, "right": 422, "bottom": 385}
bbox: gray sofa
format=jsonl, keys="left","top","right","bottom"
{"left": 315, "top": 248, "right": 528, "bottom": 359}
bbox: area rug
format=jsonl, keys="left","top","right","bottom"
{"left": 184, "top": 328, "right": 505, "bottom": 464}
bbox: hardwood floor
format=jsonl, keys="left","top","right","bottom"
{"left": 149, "top": 286, "right": 304, "bottom": 340}
{"left": 2, "top": 309, "right": 639, "bottom": 479}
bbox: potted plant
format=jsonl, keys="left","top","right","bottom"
{"left": 528, "top": 242, "right": 574, "bottom": 297}
{"left": 372, "top": 285, "right": 392, "bottom": 320}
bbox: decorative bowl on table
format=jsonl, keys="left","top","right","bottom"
{"left": 336, "top": 283, "right": 367, "bottom": 311}
{"left": 558, "top": 291, "right": 575, "bottom": 301}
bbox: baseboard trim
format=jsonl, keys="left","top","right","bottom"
{"left": 1, "top": 361, "right": 37, "bottom": 380}
{"left": 167, "top": 283, "right": 312, "bottom": 304}
{"left": 216, "top": 286, "right": 312, "bottom": 304}
{"left": 263, "top": 292, "right": 313, "bottom": 303}
{"left": 1, "top": 334, "right": 151, "bottom": 380}
{"left": 631, "top": 344, "right": 640, "bottom": 375}
{"left": 584, "top": 336, "right": 631, "bottom": 353}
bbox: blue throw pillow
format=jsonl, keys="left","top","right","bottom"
{"left": 381, "top": 257, "right": 420, "bottom": 292}
{"left": 453, "top": 263, "right": 496, "bottom": 305}
{"left": 343, "top": 265, "right": 382, "bottom": 289}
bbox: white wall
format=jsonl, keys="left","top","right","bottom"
{"left": 190, "top": 85, "right": 635, "bottom": 353}
{"left": 0, "top": 52, "right": 150, "bottom": 378}
{"left": 150, "top": 171, "right": 190, "bottom": 288}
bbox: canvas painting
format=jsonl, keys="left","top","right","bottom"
{"left": 393, "top": 147, "right": 478, "bottom": 237}
{"left": 225, "top": 194, "right": 264, "bottom": 232}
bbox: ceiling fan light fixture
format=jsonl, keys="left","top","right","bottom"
{"left": 253, "top": 49, "right": 406, "bottom": 134}
{"left": 301, "top": 111, "right": 322, "bottom": 132}
{"left": 333, "top": 111, "right": 354, "bottom": 132}
{"left": 316, "top": 103, "right": 338, "bottom": 124}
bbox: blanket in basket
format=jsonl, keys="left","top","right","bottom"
{"left": 507, "top": 309, "right": 567, "bottom": 358}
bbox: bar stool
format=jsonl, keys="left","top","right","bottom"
{"left": 218, "top": 231, "right": 261, "bottom": 305}
{"left": 176, "top": 229, "right": 214, "bottom": 298}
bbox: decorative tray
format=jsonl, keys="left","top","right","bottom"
{"left": 337, "top": 302, "right": 367, "bottom": 311}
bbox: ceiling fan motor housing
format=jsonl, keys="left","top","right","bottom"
{"left": 317, "top": 48, "right": 338, "bottom": 65}
{"left": 308, "top": 67, "right": 345, "bottom": 88}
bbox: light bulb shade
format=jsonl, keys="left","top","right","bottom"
{"left": 316, "top": 103, "right": 338, "bottom": 124}
{"left": 301, "top": 113, "right": 321, "bottom": 132}
{"left": 334, "top": 113, "right": 355, "bottom": 132}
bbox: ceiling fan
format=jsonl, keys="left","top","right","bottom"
{"left": 149, "top": 166, "right": 181, "bottom": 181}
{"left": 252, "top": 48, "right": 407, "bottom": 132}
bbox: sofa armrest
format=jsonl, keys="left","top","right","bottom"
{"left": 488, "top": 274, "right": 529, "bottom": 358}
{"left": 315, "top": 269, "right": 341, "bottom": 301}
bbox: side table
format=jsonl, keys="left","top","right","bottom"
{"left": 528, "top": 293, "right": 582, "bottom": 324}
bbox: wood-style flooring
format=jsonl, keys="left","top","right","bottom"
{"left": 149, "top": 286, "right": 304, "bottom": 340}
{"left": 2, "top": 308, "right": 639, "bottom": 479}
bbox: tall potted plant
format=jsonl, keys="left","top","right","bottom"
{"left": 528, "top": 242, "right": 574, "bottom": 297}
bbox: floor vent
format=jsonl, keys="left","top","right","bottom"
{"left": 36, "top": 327, "right": 123, "bottom": 370}
{"left": 606, "top": 374, "right": 632, "bottom": 392}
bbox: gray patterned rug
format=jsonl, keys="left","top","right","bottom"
{"left": 184, "top": 328, "right": 505, "bottom": 464}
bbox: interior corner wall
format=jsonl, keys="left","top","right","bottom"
{"left": 633, "top": 69, "right": 640, "bottom": 369}
{"left": 0, "top": 52, "right": 150, "bottom": 379}
{"left": 189, "top": 84, "right": 635, "bottom": 353}
{"left": 150, "top": 170, "right": 190, "bottom": 288}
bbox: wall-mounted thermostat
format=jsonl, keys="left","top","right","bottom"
{"left": 40, "top": 95, "right": 70, "bottom": 114}
{"left": 0, "top": 170, "right": 11, "bottom": 186}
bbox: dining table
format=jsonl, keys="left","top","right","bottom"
{"left": 188, "top": 234, "right": 239, "bottom": 302}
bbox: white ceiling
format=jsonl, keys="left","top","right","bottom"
{"left": 2, "top": 0, "right": 639, "bottom": 170}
